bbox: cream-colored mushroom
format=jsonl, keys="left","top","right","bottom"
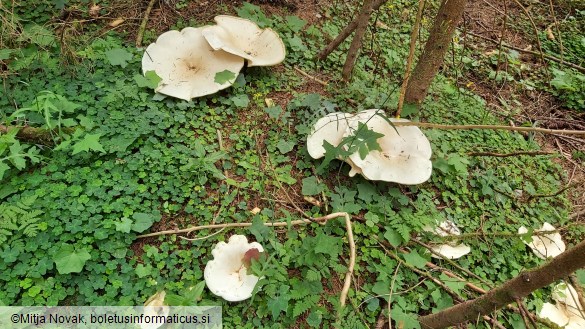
{"left": 539, "top": 283, "right": 585, "bottom": 329}
{"left": 142, "top": 27, "right": 244, "bottom": 101}
{"left": 141, "top": 291, "right": 169, "bottom": 329}
{"left": 204, "top": 235, "right": 263, "bottom": 302}
{"left": 424, "top": 220, "right": 471, "bottom": 260}
{"left": 202, "top": 15, "right": 286, "bottom": 67}
{"left": 307, "top": 112, "right": 352, "bottom": 159}
{"left": 518, "top": 222, "right": 565, "bottom": 259}
{"left": 344, "top": 109, "right": 432, "bottom": 184}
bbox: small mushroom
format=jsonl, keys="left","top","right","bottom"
{"left": 518, "top": 222, "right": 565, "bottom": 259}
{"left": 142, "top": 27, "right": 245, "bottom": 101}
{"left": 202, "top": 15, "right": 286, "bottom": 67}
{"left": 424, "top": 220, "right": 471, "bottom": 260}
{"left": 204, "top": 235, "right": 264, "bottom": 302}
{"left": 539, "top": 283, "right": 585, "bottom": 329}
{"left": 141, "top": 291, "right": 169, "bottom": 329}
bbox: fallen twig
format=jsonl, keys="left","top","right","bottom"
{"left": 293, "top": 67, "right": 328, "bottom": 86}
{"left": 468, "top": 150, "right": 554, "bottom": 157}
{"left": 137, "top": 212, "right": 356, "bottom": 309}
{"left": 136, "top": 0, "right": 157, "bottom": 47}
{"left": 390, "top": 121, "right": 585, "bottom": 136}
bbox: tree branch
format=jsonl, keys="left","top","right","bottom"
{"left": 418, "top": 239, "right": 585, "bottom": 328}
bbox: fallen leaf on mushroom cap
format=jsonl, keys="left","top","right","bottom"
{"left": 142, "top": 27, "right": 244, "bottom": 101}
{"left": 539, "top": 283, "right": 585, "bottom": 329}
{"left": 424, "top": 220, "right": 471, "bottom": 260}
{"left": 141, "top": 291, "right": 169, "bottom": 329}
{"left": 202, "top": 15, "right": 286, "bottom": 67}
{"left": 204, "top": 235, "right": 264, "bottom": 302}
{"left": 518, "top": 222, "right": 565, "bottom": 259}
{"left": 344, "top": 109, "right": 433, "bottom": 185}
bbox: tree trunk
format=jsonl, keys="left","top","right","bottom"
{"left": 341, "top": 0, "right": 375, "bottom": 81}
{"left": 316, "top": 0, "right": 388, "bottom": 60}
{"left": 404, "top": 0, "right": 468, "bottom": 105}
{"left": 418, "top": 239, "right": 585, "bottom": 329}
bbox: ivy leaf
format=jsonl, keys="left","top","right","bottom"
{"left": 285, "top": 15, "right": 307, "bottom": 33}
{"left": 314, "top": 232, "right": 341, "bottom": 258}
{"left": 384, "top": 227, "right": 404, "bottom": 247}
{"left": 72, "top": 133, "right": 106, "bottom": 155}
{"left": 391, "top": 306, "right": 421, "bottom": 329}
{"left": 53, "top": 244, "right": 91, "bottom": 274}
{"left": 231, "top": 94, "right": 250, "bottom": 107}
{"left": 114, "top": 217, "right": 132, "bottom": 233}
{"left": 250, "top": 216, "right": 270, "bottom": 243}
{"left": 276, "top": 140, "right": 295, "bottom": 154}
{"left": 214, "top": 70, "right": 236, "bottom": 85}
{"left": 264, "top": 106, "right": 283, "bottom": 119}
{"left": 267, "top": 285, "right": 291, "bottom": 321}
{"left": 301, "top": 176, "right": 324, "bottom": 196}
{"left": 300, "top": 93, "right": 321, "bottom": 111}
{"left": 402, "top": 250, "right": 428, "bottom": 269}
{"left": 0, "top": 162, "right": 10, "bottom": 180}
{"left": 134, "top": 71, "right": 162, "bottom": 89}
{"left": 135, "top": 264, "right": 152, "bottom": 278}
{"left": 105, "top": 48, "right": 133, "bottom": 68}
{"left": 131, "top": 212, "right": 159, "bottom": 233}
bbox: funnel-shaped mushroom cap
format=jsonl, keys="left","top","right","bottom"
{"left": 424, "top": 220, "right": 471, "bottom": 260}
{"left": 142, "top": 27, "right": 244, "bottom": 101}
{"left": 141, "top": 291, "right": 169, "bottom": 329}
{"left": 204, "top": 235, "right": 264, "bottom": 302}
{"left": 202, "top": 15, "right": 286, "bottom": 67}
{"left": 307, "top": 112, "right": 352, "bottom": 159}
{"left": 345, "top": 110, "right": 432, "bottom": 184}
{"left": 539, "top": 284, "right": 585, "bottom": 329}
{"left": 518, "top": 222, "right": 566, "bottom": 259}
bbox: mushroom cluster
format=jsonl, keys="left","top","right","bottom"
{"left": 142, "top": 16, "right": 285, "bottom": 101}
{"left": 204, "top": 234, "right": 264, "bottom": 302}
{"left": 424, "top": 220, "right": 471, "bottom": 260}
{"left": 307, "top": 109, "right": 432, "bottom": 184}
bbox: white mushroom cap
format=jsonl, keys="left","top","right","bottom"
{"left": 518, "top": 222, "right": 566, "bottom": 259}
{"left": 141, "top": 291, "right": 169, "bottom": 329}
{"left": 307, "top": 112, "right": 352, "bottom": 159}
{"left": 345, "top": 110, "right": 432, "bottom": 184}
{"left": 430, "top": 244, "right": 472, "bottom": 260}
{"left": 202, "top": 15, "right": 286, "bottom": 67}
{"left": 204, "top": 235, "right": 264, "bottom": 302}
{"left": 539, "top": 284, "right": 585, "bottom": 329}
{"left": 142, "top": 27, "right": 244, "bottom": 101}
{"left": 424, "top": 220, "right": 471, "bottom": 260}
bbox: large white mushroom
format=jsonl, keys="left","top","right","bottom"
{"left": 141, "top": 291, "right": 169, "bottom": 329}
{"left": 204, "top": 235, "right": 264, "bottom": 302}
{"left": 306, "top": 109, "right": 433, "bottom": 184}
{"left": 424, "top": 220, "right": 471, "bottom": 260}
{"left": 518, "top": 222, "right": 565, "bottom": 259}
{"left": 344, "top": 110, "right": 432, "bottom": 184}
{"left": 202, "top": 15, "right": 286, "bottom": 67}
{"left": 539, "top": 283, "right": 585, "bottom": 329}
{"left": 142, "top": 27, "right": 244, "bottom": 101}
